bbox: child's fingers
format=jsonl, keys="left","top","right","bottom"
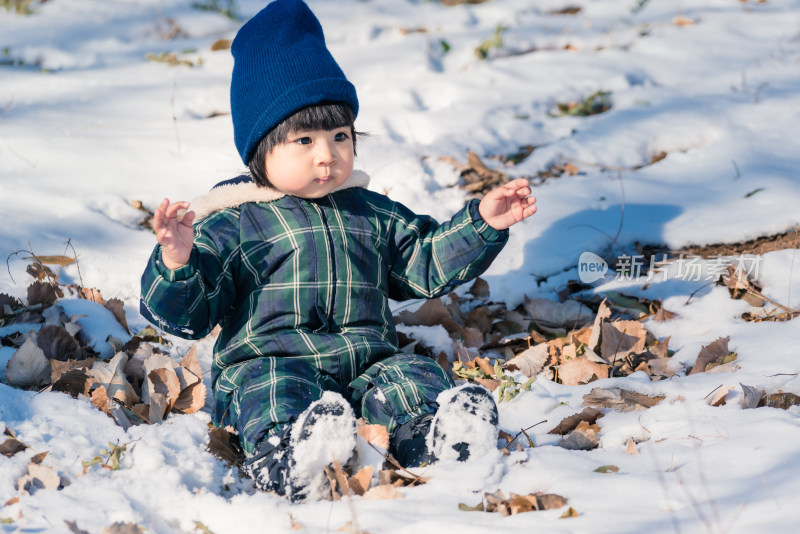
{"left": 153, "top": 199, "right": 170, "bottom": 231}
{"left": 180, "top": 210, "right": 196, "bottom": 227}
{"left": 507, "top": 178, "right": 530, "bottom": 191}
{"left": 515, "top": 186, "right": 532, "bottom": 198}
{"left": 164, "top": 201, "right": 191, "bottom": 219}
{"left": 522, "top": 202, "right": 538, "bottom": 219}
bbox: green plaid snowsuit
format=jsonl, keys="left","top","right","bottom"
{"left": 140, "top": 173, "right": 508, "bottom": 454}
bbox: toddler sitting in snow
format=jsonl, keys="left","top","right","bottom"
{"left": 140, "top": 0, "right": 536, "bottom": 502}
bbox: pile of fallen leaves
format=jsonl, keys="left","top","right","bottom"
{"left": 392, "top": 262, "right": 800, "bottom": 460}
{"left": 439, "top": 150, "right": 582, "bottom": 197}
{"left": 1, "top": 256, "right": 205, "bottom": 429}
{"left": 394, "top": 280, "right": 683, "bottom": 391}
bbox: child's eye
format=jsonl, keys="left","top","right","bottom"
{"left": 334, "top": 132, "right": 349, "bottom": 142}
{"left": 294, "top": 137, "right": 312, "bottom": 145}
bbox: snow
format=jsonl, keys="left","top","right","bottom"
{"left": 2, "top": 0, "right": 800, "bottom": 532}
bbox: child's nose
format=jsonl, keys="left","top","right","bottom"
{"left": 314, "top": 139, "right": 336, "bottom": 166}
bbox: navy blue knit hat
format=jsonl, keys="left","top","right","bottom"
{"left": 230, "top": 0, "right": 359, "bottom": 164}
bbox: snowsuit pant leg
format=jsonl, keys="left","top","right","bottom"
{"left": 350, "top": 354, "right": 455, "bottom": 435}
{"left": 231, "top": 357, "right": 335, "bottom": 455}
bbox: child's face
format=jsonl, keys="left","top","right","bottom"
{"left": 264, "top": 126, "right": 354, "bottom": 198}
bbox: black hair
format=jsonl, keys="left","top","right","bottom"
{"left": 247, "top": 102, "right": 359, "bottom": 188}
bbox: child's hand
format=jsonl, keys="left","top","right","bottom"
{"left": 478, "top": 178, "right": 537, "bottom": 231}
{"left": 153, "top": 198, "right": 195, "bottom": 270}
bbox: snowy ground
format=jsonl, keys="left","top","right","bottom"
{"left": 1, "top": 0, "right": 800, "bottom": 532}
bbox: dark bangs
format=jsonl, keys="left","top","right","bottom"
{"left": 248, "top": 102, "right": 357, "bottom": 188}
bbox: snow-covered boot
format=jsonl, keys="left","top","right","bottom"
{"left": 244, "top": 391, "right": 357, "bottom": 502}
{"left": 390, "top": 413, "right": 436, "bottom": 468}
{"left": 287, "top": 391, "right": 357, "bottom": 502}
{"left": 426, "top": 383, "right": 499, "bottom": 462}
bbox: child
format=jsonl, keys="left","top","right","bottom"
{"left": 140, "top": 0, "right": 537, "bottom": 502}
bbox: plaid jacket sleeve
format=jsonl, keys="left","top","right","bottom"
{"left": 381, "top": 197, "right": 509, "bottom": 300}
{"left": 139, "top": 209, "right": 241, "bottom": 339}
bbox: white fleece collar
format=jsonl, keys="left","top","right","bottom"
{"left": 190, "top": 169, "right": 371, "bottom": 222}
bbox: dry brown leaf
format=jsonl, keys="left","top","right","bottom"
{"left": 65, "top": 520, "right": 90, "bottom": 534}
{"left": 648, "top": 336, "right": 671, "bottom": 360}
{"left": 481, "top": 490, "right": 568, "bottom": 515}
{"left": 179, "top": 345, "right": 203, "bottom": 378}
{"left": 583, "top": 387, "right": 665, "bottom": 412}
{"left": 50, "top": 358, "right": 94, "bottom": 384}
{"left": 36, "top": 325, "right": 81, "bottom": 361}
{"left": 500, "top": 309, "right": 530, "bottom": 334}
{"left": 562, "top": 343, "right": 578, "bottom": 360}
{"left": 129, "top": 403, "right": 149, "bottom": 421}
{"left": 123, "top": 343, "right": 152, "bottom": 384}
{"left": 558, "top": 420, "right": 599, "bottom": 450}
{"left": 504, "top": 344, "right": 548, "bottom": 377}
{"left": 548, "top": 407, "right": 603, "bottom": 435}
{"left": 508, "top": 493, "right": 538, "bottom": 514}
{"left": 51, "top": 368, "right": 94, "bottom": 398}
{"left": 348, "top": 465, "right": 374, "bottom": 496}
{"left": 464, "top": 306, "right": 492, "bottom": 333}
{"left": 560, "top": 506, "right": 580, "bottom": 518}
{"left": 474, "top": 356, "right": 495, "bottom": 377}
{"left": 469, "top": 277, "right": 490, "bottom": 298}
{"left": 651, "top": 307, "right": 678, "bottom": 322}
{"left": 763, "top": 391, "right": 800, "bottom": 410}
{"left": 460, "top": 326, "right": 484, "bottom": 348}
{"left": 148, "top": 392, "right": 168, "bottom": 423}
{"left": 27, "top": 281, "right": 59, "bottom": 306}
{"left": 484, "top": 490, "right": 510, "bottom": 515}
{"left": 588, "top": 299, "right": 612, "bottom": 353}
{"left": 17, "top": 462, "right": 61, "bottom": 494}
{"left": 567, "top": 326, "right": 592, "bottom": 346}
{"left": 29, "top": 451, "right": 48, "bottom": 464}
{"left": 690, "top": 337, "right": 735, "bottom": 375}
{"left": 740, "top": 383, "right": 765, "bottom": 409}
{"left": 149, "top": 368, "right": 181, "bottom": 413}
{"left": 600, "top": 320, "right": 647, "bottom": 362}
{"left": 625, "top": 438, "right": 639, "bottom": 455}
{"left": 140, "top": 352, "right": 176, "bottom": 405}
{"left": 0, "top": 293, "right": 23, "bottom": 311}
{"left": 474, "top": 378, "right": 501, "bottom": 391}
{"left": 708, "top": 385, "right": 735, "bottom": 407}
{"left": 525, "top": 297, "right": 593, "bottom": 332}
{"left": 673, "top": 16, "right": 695, "bottom": 26}
{"left": 91, "top": 385, "right": 110, "bottom": 413}
{"left": 646, "top": 358, "right": 676, "bottom": 379}
{"left": 104, "top": 299, "right": 131, "bottom": 335}
{"left": 210, "top": 38, "right": 232, "bottom": 51}
{"left": 395, "top": 298, "right": 460, "bottom": 334}
{"left": 102, "top": 522, "right": 143, "bottom": 534}
{"left": 0, "top": 438, "right": 28, "bottom": 457}
{"left": 377, "top": 468, "right": 428, "bottom": 487}
{"left": 557, "top": 357, "right": 609, "bottom": 386}
{"left": 207, "top": 426, "right": 242, "bottom": 465}
{"left": 31, "top": 255, "right": 75, "bottom": 266}
{"left": 550, "top": 5, "right": 582, "bottom": 15}
{"left": 546, "top": 338, "right": 565, "bottom": 364}
{"left": 358, "top": 421, "right": 390, "bottom": 451}
{"left": 721, "top": 264, "right": 765, "bottom": 306}
{"left": 88, "top": 352, "right": 139, "bottom": 406}
{"left": 173, "top": 380, "right": 206, "bottom": 414}
{"left": 6, "top": 337, "right": 52, "bottom": 388}
{"left": 537, "top": 493, "right": 569, "bottom": 510}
